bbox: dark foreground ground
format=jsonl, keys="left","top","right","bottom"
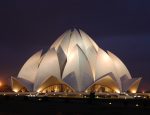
{"left": 0, "top": 95, "right": 150, "bottom": 115}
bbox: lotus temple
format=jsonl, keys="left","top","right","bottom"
{"left": 11, "top": 29, "right": 141, "bottom": 94}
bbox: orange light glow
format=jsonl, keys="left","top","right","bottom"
{"left": 0, "top": 81, "right": 2, "bottom": 87}
{"left": 114, "top": 89, "right": 120, "bottom": 93}
{"left": 13, "top": 89, "right": 18, "bottom": 93}
{"left": 37, "top": 89, "right": 41, "bottom": 93}
{"left": 131, "top": 89, "right": 136, "bottom": 93}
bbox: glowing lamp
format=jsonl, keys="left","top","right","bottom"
{"left": 13, "top": 89, "right": 18, "bottom": 93}
{"left": 37, "top": 89, "right": 41, "bottom": 93}
{"left": 131, "top": 89, "right": 136, "bottom": 93}
{"left": 0, "top": 82, "right": 2, "bottom": 87}
{"left": 115, "top": 89, "right": 120, "bottom": 93}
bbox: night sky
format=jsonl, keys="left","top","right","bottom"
{"left": 0, "top": 0, "right": 150, "bottom": 91}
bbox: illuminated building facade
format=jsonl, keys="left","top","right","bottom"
{"left": 11, "top": 29, "right": 141, "bottom": 93}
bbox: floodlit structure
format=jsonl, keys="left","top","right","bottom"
{"left": 11, "top": 29, "right": 141, "bottom": 93}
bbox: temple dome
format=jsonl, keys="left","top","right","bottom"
{"left": 11, "top": 29, "right": 141, "bottom": 93}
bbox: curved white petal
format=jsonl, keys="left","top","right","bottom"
{"left": 95, "top": 49, "right": 117, "bottom": 80}
{"left": 62, "top": 45, "right": 94, "bottom": 92}
{"left": 59, "top": 30, "right": 71, "bottom": 56}
{"left": 50, "top": 30, "right": 68, "bottom": 50}
{"left": 95, "top": 48, "right": 121, "bottom": 89}
{"left": 79, "top": 29, "right": 97, "bottom": 50}
{"left": 37, "top": 76, "right": 75, "bottom": 92}
{"left": 67, "top": 29, "right": 86, "bottom": 57}
{"left": 18, "top": 50, "right": 42, "bottom": 83}
{"left": 34, "top": 48, "right": 61, "bottom": 91}
{"left": 127, "top": 78, "right": 142, "bottom": 93}
{"left": 108, "top": 51, "right": 132, "bottom": 79}
{"left": 86, "top": 74, "right": 120, "bottom": 93}
{"left": 57, "top": 46, "right": 67, "bottom": 76}
{"left": 89, "top": 37, "right": 99, "bottom": 52}
{"left": 85, "top": 46, "right": 97, "bottom": 81}
{"left": 79, "top": 29, "right": 99, "bottom": 52}
{"left": 11, "top": 77, "right": 33, "bottom": 92}
{"left": 121, "top": 76, "right": 142, "bottom": 92}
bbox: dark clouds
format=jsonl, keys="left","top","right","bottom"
{"left": 0, "top": 0, "right": 150, "bottom": 90}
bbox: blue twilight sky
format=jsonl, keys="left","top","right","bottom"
{"left": 0, "top": 0, "right": 150, "bottom": 91}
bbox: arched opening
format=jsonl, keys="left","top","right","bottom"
{"left": 85, "top": 75, "right": 120, "bottom": 93}
{"left": 11, "top": 77, "right": 29, "bottom": 92}
{"left": 86, "top": 84, "right": 114, "bottom": 93}
{"left": 17, "top": 87, "right": 28, "bottom": 92}
{"left": 127, "top": 78, "right": 142, "bottom": 93}
{"left": 41, "top": 84, "right": 73, "bottom": 93}
{"left": 36, "top": 76, "right": 75, "bottom": 93}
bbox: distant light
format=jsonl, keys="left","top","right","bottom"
{"left": 96, "top": 96, "right": 99, "bottom": 98}
{"left": 115, "top": 89, "right": 120, "bottom": 93}
{"left": 54, "top": 87, "right": 59, "bottom": 92}
{"left": 37, "top": 89, "right": 41, "bottom": 93}
{"left": 142, "top": 91, "right": 145, "bottom": 93}
{"left": 109, "top": 102, "right": 112, "bottom": 105}
{"left": 38, "top": 98, "right": 42, "bottom": 101}
{"left": 0, "top": 82, "right": 2, "bottom": 87}
{"left": 131, "top": 89, "right": 136, "bottom": 94}
{"left": 13, "top": 89, "right": 18, "bottom": 93}
{"left": 136, "top": 104, "right": 139, "bottom": 107}
{"left": 85, "top": 90, "right": 88, "bottom": 93}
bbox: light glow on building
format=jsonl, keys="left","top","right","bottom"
{"left": 11, "top": 29, "right": 142, "bottom": 94}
